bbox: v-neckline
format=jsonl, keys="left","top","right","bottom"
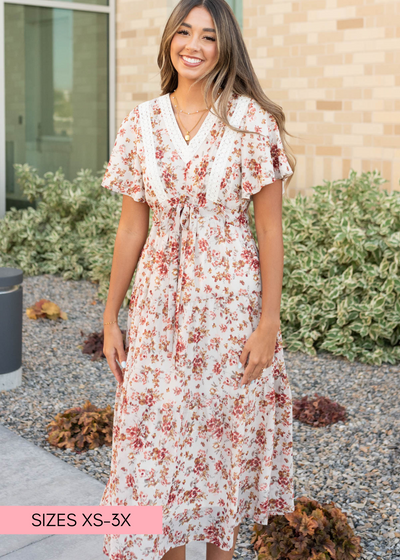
{"left": 159, "top": 92, "right": 221, "bottom": 165}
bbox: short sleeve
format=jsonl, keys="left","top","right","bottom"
{"left": 101, "top": 107, "right": 146, "bottom": 203}
{"left": 241, "top": 100, "right": 294, "bottom": 199}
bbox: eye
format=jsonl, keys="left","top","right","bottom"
{"left": 176, "top": 29, "right": 215, "bottom": 41}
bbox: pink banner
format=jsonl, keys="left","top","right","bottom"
{"left": 0, "top": 506, "right": 163, "bottom": 534}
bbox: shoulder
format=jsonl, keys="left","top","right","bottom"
{"left": 245, "top": 98, "right": 276, "bottom": 127}
{"left": 134, "top": 93, "right": 167, "bottom": 115}
{"left": 121, "top": 92, "right": 165, "bottom": 127}
{"left": 121, "top": 94, "right": 166, "bottom": 142}
{"left": 115, "top": 106, "right": 143, "bottom": 144}
{"left": 119, "top": 105, "right": 140, "bottom": 127}
{"left": 122, "top": 94, "right": 163, "bottom": 122}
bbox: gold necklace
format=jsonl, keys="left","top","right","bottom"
{"left": 171, "top": 89, "right": 222, "bottom": 143}
{"left": 175, "top": 110, "right": 207, "bottom": 144}
{"left": 171, "top": 90, "right": 208, "bottom": 115}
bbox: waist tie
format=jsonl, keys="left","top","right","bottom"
{"left": 169, "top": 201, "right": 199, "bottom": 359}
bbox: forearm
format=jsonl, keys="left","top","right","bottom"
{"left": 256, "top": 228, "right": 284, "bottom": 329}
{"left": 103, "top": 228, "right": 147, "bottom": 322}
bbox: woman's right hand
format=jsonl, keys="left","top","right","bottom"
{"left": 103, "top": 323, "right": 127, "bottom": 385}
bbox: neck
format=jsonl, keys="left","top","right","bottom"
{"left": 173, "top": 77, "right": 217, "bottom": 110}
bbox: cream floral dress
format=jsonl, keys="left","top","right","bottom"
{"left": 100, "top": 90, "right": 294, "bottom": 559}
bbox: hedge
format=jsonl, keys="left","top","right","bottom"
{"left": 1, "top": 164, "right": 398, "bottom": 366}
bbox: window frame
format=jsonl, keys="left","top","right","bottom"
{"left": 0, "top": 0, "right": 115, "bottom": 217}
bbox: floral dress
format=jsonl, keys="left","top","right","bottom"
{"left": 100, "top": 90, "right": 294, "bottom": 559}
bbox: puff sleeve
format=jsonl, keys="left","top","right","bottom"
{"left": 241, "top": 100, "right": 294, "bottom": 199}
{"left": 101, "top": 107, "right": 146, "bottom": 203}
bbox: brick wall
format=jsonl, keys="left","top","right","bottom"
{"left": 115, "top": 0, "right": 171, "bottom": 126}
{"left": 243, "top": 0, "right": 400, "bottom": 196}
{"left": 115, "top": 0, "right": 400, "bottom": 196}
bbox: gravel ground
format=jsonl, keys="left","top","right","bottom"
{"left": 0, "top": 274, "right": 399, "bottom": 560}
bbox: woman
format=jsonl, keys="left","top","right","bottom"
{"left": 101, "top": 0, "right": 296, "bottom": 559}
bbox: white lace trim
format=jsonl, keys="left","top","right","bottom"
{"left": 159, "top": 93, "right": 218, "bottom": 165}
{"left": 138, "top": 101, "right": 168, "bottom": 204}
{"left": 138, "top": 95, "right": 251, "bottom": 205}
{"left": 205, "top": 96, "right": 251, "bottom": 203}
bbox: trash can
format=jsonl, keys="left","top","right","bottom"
{"left": 0, "top": 267, "right": 23, "bottom": 391}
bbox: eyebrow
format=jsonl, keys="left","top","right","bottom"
{"left": 180, "top": 22, "right": 216, "bottom": 33}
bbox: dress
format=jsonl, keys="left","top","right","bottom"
{"left": 100, "top": 90, "right": 294, "bottom": 559}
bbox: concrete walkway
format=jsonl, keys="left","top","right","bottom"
{"left": 0, "top": 424, "right": 206, "bottom": 559}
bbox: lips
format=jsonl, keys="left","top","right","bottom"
{"left": 180, "top": 55, "right": 204, "bottom": 67}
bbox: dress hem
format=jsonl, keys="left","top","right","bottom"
{"left": 101, "top": 507, "right": 296, "bottom": 559}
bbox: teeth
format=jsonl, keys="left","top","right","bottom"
{"left": 182, "top": 56, "right": 202, "bottom": 63}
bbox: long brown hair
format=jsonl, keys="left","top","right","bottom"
{"left": 157, "top": 0, "right": 297, "bottom": 188}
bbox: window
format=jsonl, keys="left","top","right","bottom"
{"left": 226, "top": 0, "right": 243, "bottom": 29}
{"left": 1, "top": 0, "right": 113, "bottom": 214}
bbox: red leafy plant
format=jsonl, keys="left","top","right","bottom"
{"left": 26, "top": 299, "right": 67, "bottom": 320}
{"left": 252, "top": 496, "right": 362, "bottom": 560}
{"left": 293, "top": 394, "right": 347, "bottom": 427}
{"left": 46, "top": 400, "right": 113, "bottom": 452}
{"left": 80, "top": 329, "right": 127, "bottom": 361}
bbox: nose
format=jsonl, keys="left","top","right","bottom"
{"left": 185, "top": 34, "right": 201, "bottom": 53}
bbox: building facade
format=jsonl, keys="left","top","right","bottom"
{"left": 1, "top": 0, "right": 399, "bottom": 217}
{"left": 0, "top": 0, "right": 115, "bottom": 217}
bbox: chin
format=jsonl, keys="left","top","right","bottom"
{"left": 178, "top": 65, "right": 209, "bottom": 81}
{"left": 179, "top": 70, "right": 205, "bottom": 80}
{"left": 172, "top": 58, "right": 208, "bottom": 78}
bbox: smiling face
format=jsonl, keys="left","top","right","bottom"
{"left": 170, "top": 6, "right": 219, "bottom": 84}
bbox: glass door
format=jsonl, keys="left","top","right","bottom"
{"left": 4, "top": 4, "right": 109, "bottom": 210}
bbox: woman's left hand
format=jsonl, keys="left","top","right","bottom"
{"left": 239, "top": 319, "right": 280, "bottom": 387}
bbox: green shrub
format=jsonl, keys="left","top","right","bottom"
{"left": 2, "top": 165, "right": 399, "bottom": 365}
{"left": 251, "top": 496, "right": 363, "bottom": 560}
{"left": 0, "top": 163, "right": 149, "bottom": 306}
{"left": 249, "top": 169, "right": 400, "bottom": 366}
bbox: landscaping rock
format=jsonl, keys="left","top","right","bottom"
{"left": 0, "top": 274, "right": 398, "bottom": 560}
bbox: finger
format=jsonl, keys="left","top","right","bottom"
{"left": 116, "top": 351, "right": 127, "bottom": 386}
{"left": 114, "top": 360, "right": 124, "bottom": 383}
{"left": 115, "top": 361, "right": 125, "bottom": 386}
{"left": 239, "top": 347, "right": 250, "bottom": 367}
{"left": 117, "top": 344, "right": 127, "bottom": 370}
{"left": 264, "top": 354, "right": 274, "bottom": 369}
{"left": 108, "top": 351, "right": 124, "bottom": 385}
{"left": 239, "top": 362, "right": 256, "bottom": 387}
{"left": 241, "top": 359, "right": 270, "bottom": 387}
{"left": 113, "top": 363, "right": 124, "bottom": 385}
